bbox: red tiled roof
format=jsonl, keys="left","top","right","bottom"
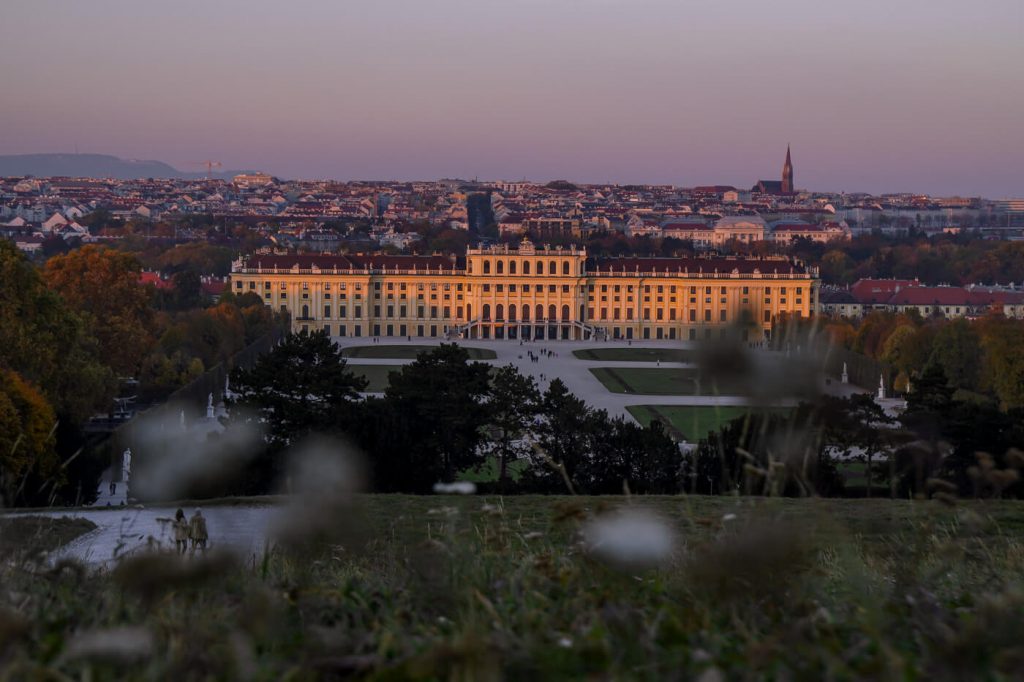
{"left": 850, "top": 279, "right": 918, "bottom": 304}
{"left": 589, "top": 256, "right": 809, "bottom": 275}
{"left": 244, "top": 253, "right": 460, "bottom": 272}
{"left": 139, "top": 272, "right": 174, "bottom": 290}
{"left": 887, "top": 287, "right": 971, "bottom": 306}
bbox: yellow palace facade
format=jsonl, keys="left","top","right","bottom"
{"left": 230, "top": 240, "right": 819, "bottom": 342}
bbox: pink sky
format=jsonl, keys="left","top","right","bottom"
{"left": 1, "top": 0, "right": 1021, "bottom": 196}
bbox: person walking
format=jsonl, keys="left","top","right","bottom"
{"left": 173, "top": 508, "right": 189, "bottom": 555}
{"left": 189, "top": 508, "right": 209, "bottom": 552}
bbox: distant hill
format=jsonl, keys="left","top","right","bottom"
{"left": 0, "top": 153, "right": 257, "bottom": 181}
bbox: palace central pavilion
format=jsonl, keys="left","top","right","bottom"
{"left": 230, "top": 240, "right": 819, "bottom": 341}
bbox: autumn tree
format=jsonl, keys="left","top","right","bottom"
{"left": 0, "top": 240, "right": 115, "bottom": 423}
{"left": 44, "top": 245, "right": 153, "bottom": 376}
{"left": 979, "top": 318, "right": 1024, "bottom": 410}
{"left": 0, "top": 370, "right": 60, "bottom": 506}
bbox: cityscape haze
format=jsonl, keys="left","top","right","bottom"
{"left": 2, "top": 0, "right": 1022, "bottom": 196}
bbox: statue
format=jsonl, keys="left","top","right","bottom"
{"left": 206, "top": 392, "right": 215, "bottom": 419}
{"left": 877, "top": 374, "right": 885, "bottom": 400}
{"left": 122, "top": 448, "right": 132, "bottom": 483}
{"left": 841, "top": 362, "right": 849, "bottom": 384}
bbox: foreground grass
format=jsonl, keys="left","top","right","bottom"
{"left": 2, "top": 496, "right": 1024, "bottom": 680}
{"left": 0, "top": 516, "right": 96, "bottom": 557}
{"left": 343, "top": 345, "right": 497, "bottom": 360}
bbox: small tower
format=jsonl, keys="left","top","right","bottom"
{"left": 781, "top": 145, "right": 794, "bottom": 194}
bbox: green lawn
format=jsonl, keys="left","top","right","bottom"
{"left": 573, "top": 347, "right": 694, "bottom": 363}
{"left": 590, "top": 367, "right": 750, "bottom": 395}
{"left": 458, "top": 457, "right": 530, "bottom": 483}
{"left": 343, "top": 344, "right": 496, "bottom": 360}
{"left": 627, "top": 405, "right": 793, "bottom": 441}
{"left": 4, "top": 496, "right": 1024, "bottom": 679}
{"left": 349, "top": 364, "right": 406, "bottom": 391}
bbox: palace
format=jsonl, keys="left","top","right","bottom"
{"left": 230, "top": 240, "right": 819, "bottom": 342}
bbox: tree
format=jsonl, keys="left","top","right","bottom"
{"left": 928, "top": 319, "right": 982, "bottom": 391}
{"left": 0, "top": 370, "right": 60, "bottom": 507}
{"left": 484, "top": 365, "right": 540, "bottom": 487}
{"left": 0, "top": 240, "right": 115, "bottom": 423}
{"left": 523, "top": 379, "right": 596, "bottom": 493}
{"left": 44, "top": 245, "right": 153, "bottom": 376}
{"left": 979, "top": 318, "right": 1024, "bottom": 410}
{"left": 379, "top": 344, "right": 491, "bottom": 484}
{"left": 814, "top": 394, "right": 896, "bottom": 497}
{"left": 578, "top": 417, "right": 682, "bottom": 494}
{"left": 230, "top": 329, "right": 367, "bottom": 450}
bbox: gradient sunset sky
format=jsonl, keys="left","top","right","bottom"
{"left": 2, "top": 0, "right": 1021, "bottom": 196}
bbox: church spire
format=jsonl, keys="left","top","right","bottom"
{"left": 781, "top": 144, "right": 794, "bottom": 193}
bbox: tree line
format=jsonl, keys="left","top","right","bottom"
{"left": 824, "top": 311, "right": 1024, "bottom": 410}
{"left": 0, "top": 241, "right": 279, "bottom": 506}
{"left": 220, "top": 333, "right": 682, "bottom": 497}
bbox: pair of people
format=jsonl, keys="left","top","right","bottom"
{"left": 172, "top": 508, "right": 209, "bottom": 554}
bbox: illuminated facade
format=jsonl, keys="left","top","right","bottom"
{"left": 230, "top": 240, "right": 819, "bottom": 341}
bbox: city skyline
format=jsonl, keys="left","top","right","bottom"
{"left": 1, "top": 0, "right": 1022, "bottom": 196}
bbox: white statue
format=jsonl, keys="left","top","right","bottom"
{"left": 877, "top": 374, "right": 885, "bottom": 400}
{"left": 206, "top": 392, "right": 215, "bottom": 419}
{"left": 122, "top": 448, "right": 132, "bottom": 483}
{"left": 841, "top": 362, "right": 849, "bottom": 384}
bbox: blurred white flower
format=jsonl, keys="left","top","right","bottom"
{"left": 432, "top": 481, "right": 477, "bottom": 495}
{"left": 61, "top": 626, "right": 154, "bottom": 663}
{"left": 582, "top": 509, "right": 675, "bottom": 570}
{"left": 722, "top": 513, "right": 737, "bottom": 522}
{"left": 557, "top": 636, "right": 573, "bottom": 648}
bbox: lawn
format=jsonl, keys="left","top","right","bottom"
{"left": 627, "top": 405, "right": 793, "bottom": 441}
{"left": 343, "top": 344, "right": 497, "bottom": 360}
{"left": 590, "top": 367, "right": 750, "bottom": 395}
{"left": 573, "top": 347, "right": 694, "bottom": 363}
{"left": 349, "top": 364, "right": 406, "bottom": 391}
{"left": 3, "top": 496, "right": 1024, "bottom": 679}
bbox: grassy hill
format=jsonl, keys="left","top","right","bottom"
{"left": 2, "top": 495, "right": 1022, "bottom": 678}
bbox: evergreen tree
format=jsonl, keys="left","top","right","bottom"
{"left": 484, "top": 365, "right": 540, "bottom": 488}
{"left": 371, "top": 344, "right": 491, "bottom": 488}
{"left": 229, "top": 328, "right": 367, "bottom": 482}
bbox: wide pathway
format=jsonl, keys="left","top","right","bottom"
{"left": 336, "top": 337, "right": 868, "bottom": 423}
{"left": 22, "top": 505, "right": 278, "bottom": 566}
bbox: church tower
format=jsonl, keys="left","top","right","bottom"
{"left": 781, "top": 145, "right": 794, "bottom": 193}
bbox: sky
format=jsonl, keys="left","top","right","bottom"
{"left": 1, "top": 0, "right": 1022, "bottom": 196}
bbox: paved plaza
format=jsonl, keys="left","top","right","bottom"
{"left": 333, "top": 337, "right": 866, "bottom": 423}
